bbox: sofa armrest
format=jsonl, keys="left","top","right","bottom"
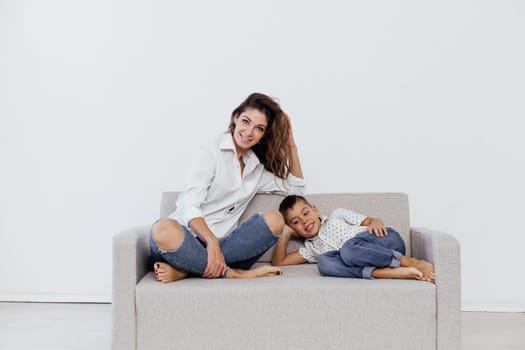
{"left": 112, "top": 225, "right": 150, "bottom": 350}
{"left": 410, "top": 227, "right": 461, "bottom": 350}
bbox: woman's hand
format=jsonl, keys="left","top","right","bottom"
{"left": 188, "top": 217, "right": 228, "bottom": 278}
{"left": 367, "top": 218, "right": 388, "bottom": 237}
{"left": 203, "top": 240, "right": 227, "bottom": 278}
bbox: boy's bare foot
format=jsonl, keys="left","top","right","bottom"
{"left": 401, "top": 257, "right": 435, "bottom": 282}
{"left": 226, "top": 265, "right": 283, "bottom": 279}
{"left": 154, "top": 262, "right": 188, "bottom": 283}
{"left": 413, "top": 259, "right": 435, "bottom": 282}
{"left": 372, "top": 267, "right": 424, "bottom": 280}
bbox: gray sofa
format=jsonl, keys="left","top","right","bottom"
{"left": 112, "top": 192, "right": 461, "bottom": 350}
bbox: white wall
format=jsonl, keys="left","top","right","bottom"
{"left": 1, "top": 1, "right": 524, "bottom": 310}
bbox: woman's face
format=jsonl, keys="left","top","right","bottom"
{"left": 232, "top": 107, "right": 268, "bottom": 155}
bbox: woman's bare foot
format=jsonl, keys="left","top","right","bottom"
{"left": 372, "top": 267, "right": 424, "bottom": 280}
{"left": 400, "top": 257, "right": 435, "bottom": 282}
{"left": 154, "top": 262, "right": 188, "bottom": 283}
{"left": 226, "top": 265, "right": 283, "bottom": 279}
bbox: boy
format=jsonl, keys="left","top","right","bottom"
{"left": 272, "top": 195, "right": 435, "bottom": 282}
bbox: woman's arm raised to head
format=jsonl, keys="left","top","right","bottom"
{"left": 255, "top": 113, "right": 306, "bottom": 195}
{"left": 285, "top": 113, "right": 304, "bottom": 180}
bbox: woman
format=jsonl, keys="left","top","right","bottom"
{"left": 151, "top": 92, "right": 305, "bottom": 282}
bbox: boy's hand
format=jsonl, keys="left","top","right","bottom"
{"left": 282, "top": 224, "right": 298, "bottom": 239}
{"left": 367, "top": 218, "right": 388, "bottom": 237}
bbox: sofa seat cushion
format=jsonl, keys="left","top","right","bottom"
{"left": 135, "top": 264, "right": 436, "bottom": 350}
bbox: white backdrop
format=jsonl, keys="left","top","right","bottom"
{"left": 1, "top": 1, "right": 524, "bottom": 310}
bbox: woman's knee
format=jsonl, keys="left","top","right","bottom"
{"left": 262, "top": 209, "right": 285, "bottom": 235}
{"left": 152, "top": 219, "right": 185, "bottom": 250}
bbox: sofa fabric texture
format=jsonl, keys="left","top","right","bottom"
{"left": 113, "top": 192, "right": 461, "bottom": 350}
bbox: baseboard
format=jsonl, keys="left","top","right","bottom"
{"left": 462, "top": 303, "right": 525, "bottom": 312}
{"left": 0, "top": 293, "right": 111, "bottom": 303}
{"left": 2, "top": 295, "right": 523, "bottom": 312}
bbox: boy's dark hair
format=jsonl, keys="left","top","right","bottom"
{"left": 279, "top": 195, "right": 311, "bottom": 218}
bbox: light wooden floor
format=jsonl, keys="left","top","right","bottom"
{"left": 0, "top": 302, "right": 524, "bottom": 350}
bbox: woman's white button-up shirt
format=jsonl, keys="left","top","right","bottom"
{"left": 169, "top": 132, "right": 306, "bottom": 238}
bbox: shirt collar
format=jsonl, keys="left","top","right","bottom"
{"left": 219, "top": 131, "right": 236, "bottom": 151}
{"left": 320, "top": 215, "right": 328, "bottom": 225}
{"left": 219, "top": 131, "right": 261, "bottom": 170}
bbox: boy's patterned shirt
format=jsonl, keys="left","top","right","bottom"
{"left": 299, "top": 208, "right": 368, "bottom": 263}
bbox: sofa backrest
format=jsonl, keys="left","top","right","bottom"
{"left": 160, "top": 192, "right": 411, "bottom": 262}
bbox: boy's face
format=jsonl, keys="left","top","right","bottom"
{"left": 284, "top": 201, "right": 321, "bottom": 238}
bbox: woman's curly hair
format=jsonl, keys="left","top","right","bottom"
{"left": 228, "top": 93, "right": 291, "bottom": 179}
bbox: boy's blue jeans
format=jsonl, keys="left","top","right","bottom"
{"left": 317, "top": 227, "right": 406, "bottom": 279}
{"left": 149, "top": 213, "right": 278, "bottom": 277}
